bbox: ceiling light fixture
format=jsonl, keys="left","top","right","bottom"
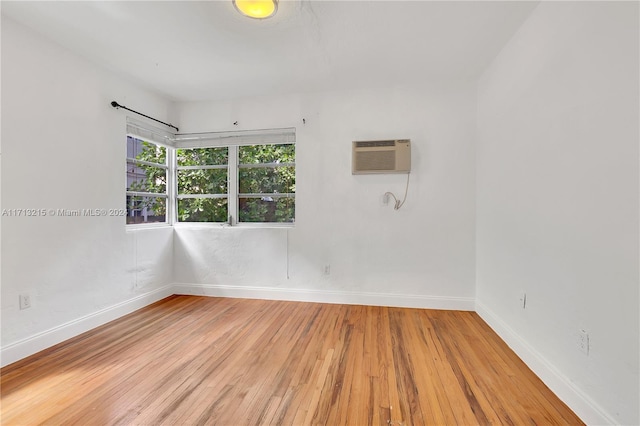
{"left": 233, "top": 0, "right": 278, "bottom": 19}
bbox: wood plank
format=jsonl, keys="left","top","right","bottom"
{"left": 0, "top": 296, "right": 584, "bottom": 425}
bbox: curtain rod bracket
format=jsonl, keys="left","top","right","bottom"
{"left": 110, "top": 101, "right": 179, "bottom": 132}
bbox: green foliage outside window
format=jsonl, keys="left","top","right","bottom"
{"left": 127, "top": 141, "right": 167, "bottom": 223}
{"left": 176, "top": 147, "right": 228, "bottom": 222}
{"left": 239, "top": 144, "right": 295, "bottom": 223}
{"left": 130, "top": 141, "right": 295, "bottom": 223}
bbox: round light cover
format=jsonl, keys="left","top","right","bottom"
{"left": 233, "top": 0, "right": 278, "bottom": 19}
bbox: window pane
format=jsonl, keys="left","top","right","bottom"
{"left": 178, "top": 198, "right": 228, "bottom": 222}
{"left": 239, "top": 166, "right": 295, "bottom": 194}
{"left": 239, "top": 197, "right": 295, "bottom": 223}
{"left": 239, "top": 144, "right": 295, "bottom": 164}
{"left": 177, "top": 147, "right": 228, "bottom": 166}
{"left": 127, "top": 137, "right": 166, "bottom": 165}
{"left": 127, "top": 161, "right": 167, "bottom": 194}
{"left": 177, "top": 169, "right": 227, "bottom": 195}
{"left": 126, "top": 196, "right": 166, "bottom": 224}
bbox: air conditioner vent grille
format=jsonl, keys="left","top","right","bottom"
{"left": 355, "top": 140, "right": 396, "bottom": 148}
{"left": 355, "top": 150, "right": 396, "bottom": 171}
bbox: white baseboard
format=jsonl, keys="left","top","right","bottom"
{"left": 1, "top": 285, "right": 174, "bottom": 368}
{"left": 172, "top": 283, "right": 475, "bottom": 311}
{"left": 475, "top": 300, "right": 615, "bottom": 426}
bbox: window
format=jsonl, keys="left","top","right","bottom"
{"left": 238, "top": 144, "right": 295, "bottom": 223}
{"left": 126, "top": 126, "right": 295, "bottom": 226}
{"left": 126, "top": 136, "right": 168, "bottom": 224}
{"left": 176, "top": 147, "right": 229, "bottom": 222}
{"left": 176, "top": 143, "right": 295, "bottom": 224}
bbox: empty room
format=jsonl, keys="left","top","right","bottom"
{"left": 1, "top": 1, "right": 638, "bottom": 425}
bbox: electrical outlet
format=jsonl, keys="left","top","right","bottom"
{"left": 323, "top": 265, "right": 331, "bottom": 276}
{"left": 19, "top": 293, "right": 31, "bottom": 310}
{"left": 577, "top": 329, "right": 589, "bottom": 355}
{"left": 519, "top": 292, "right": 527, "bottom": 309}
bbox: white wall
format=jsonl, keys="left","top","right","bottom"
{"left": 1, "top": 17, "right": 174, "bottom": 365}
{"left": 476, "top": 2, "right": 639, "bottom": 424}
{"left": 173, "top": 84, "right": 477, "bottom": 309}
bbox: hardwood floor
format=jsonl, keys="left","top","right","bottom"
{"left": 1, "top": 296, "right": 583, "bottom": 425}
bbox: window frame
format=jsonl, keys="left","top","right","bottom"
{"left": 174, "top": 144, "right": 295, "bottom": 227}
{"left": 235, "top": 145, "right": 296, "bottom": 226}
{"left": 175, "top": 146, "right": 230, "bottom": 224}
{"left": 125, "top": 125, "right": 296, "bottom": 229}
{"left": 126, "top": 125, "right": 295, "bottom": 228}
{"left": 125, "top": 136, "right": 172, "bottom": 227}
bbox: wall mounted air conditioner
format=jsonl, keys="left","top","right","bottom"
{"left": 352, "top": 139, "right": 411, "bottom": 174}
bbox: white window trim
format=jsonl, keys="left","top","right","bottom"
{"left": 126, "top": 122, "right": 295, "bottom": 227}
{"left": 126, "top": 137, "right": 171, "bottom": 226}
{"left": 228, "top": 145, "right": 239, "bottom": 225}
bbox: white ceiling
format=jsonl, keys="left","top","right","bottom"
{"left": 2, "top": 1, "right": 539, "bottom": 102}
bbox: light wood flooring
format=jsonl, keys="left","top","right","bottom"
{"left": 1, "top": 295, "right": 583, "bottom": 425}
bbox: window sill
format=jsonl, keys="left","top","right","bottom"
{"left": 172, "top": 222, "right": 294, "bottom": 230}
{"left": 126, "top": 223, "right": 173, "bottom": 232}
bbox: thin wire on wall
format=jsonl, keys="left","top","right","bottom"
{"left": 384, "top": 172, "right": 410, "bottom": 210}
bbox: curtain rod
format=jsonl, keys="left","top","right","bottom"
{"left": 110, "top": 101, "right": 179, "bottom": 132}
